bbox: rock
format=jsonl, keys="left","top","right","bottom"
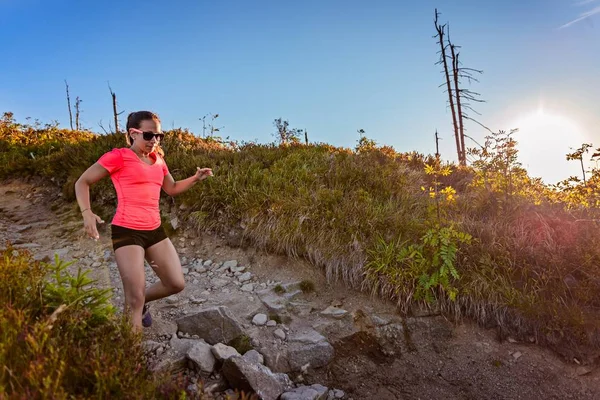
{"left": 231, "top": 266, "right": 246, "bottom": 273}
{"left": 281, "top": 384, "right": 329, "bottom": 400}
{"left": 222, "top": 260, "right": 238, "bottom": 270}
{"left": 241, "top": 283, "right": 254, "bottom": 292}
{"left": 274, "top": 329, "right": 286, "bottom": 340}
{"left": 222, "top": 356, "right": 293, "bottom": 400}
{"left": 266, "top": 320, "right": 277, "bottom": 327}
{"left": 166, "top": 295, "right": 180, "bottom": 304}
{"left": 259, "top": 292, "right": 288, "bottom": 312}
{"left": 170, "top": 217, "right": 179, "bottom": 230}
{"left": 512, "top": 351, "right": 522, "bottom": 360}
{"left": 190, "top": 296, "right": 206, "bottom": 305}
{"left": 238, "top": 272, "right": 252, "bottom": 282}
{"left": 91, "top": 261, "right": 102, "bottom": 268}
{"left": 176, "top": 306, "right": 244, "bottom": 345}
{"left": 263, "top": 327, "right": 334, "bottom": 373}
{"left": 252, "top": 313, "right": 268, "bottom": 326}
{"left": 187, "top": 341, "right": 216, "bottom": 374}
{"left": 142, "top": 340, "right": 162, "bottom": 354}
{"left": 211, "top": 278, "right": 229, "bottom": 288}
{"left": 333, "top": 389, "right": 345, "bottom": 399}
{"left": 204, "top": 260, "right": 213, "bottom": 267}
{"left": 182, "top": 267, "right": 189, "bottom": 275}
{"left": 243, "top": 349, "right": 264, "bottom": 365}
{"left": 211, "top": 343, "right": 241, "bottom": 361}
{"left": 320, "top": 306, "right": 348, "bottom": 319}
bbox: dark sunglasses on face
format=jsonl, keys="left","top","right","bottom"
{"left": 131, "top": 129, "right": 165, "bottom": 141}
{"left": 141, "top": 131, "right": 165, "bottom": 141}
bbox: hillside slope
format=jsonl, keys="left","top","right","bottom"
{"left": 1, "top": 180, "right": 598, "bottom": 400}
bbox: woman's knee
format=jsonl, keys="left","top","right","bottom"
{"left": 168, "top": 279, "right": 185, "bottom": 294}
{"left": 125, "top": 289, "right": 146, "bottom": 309}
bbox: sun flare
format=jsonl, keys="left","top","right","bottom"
{"left": 511, "top": 108, "right": 587, "bottom": 184}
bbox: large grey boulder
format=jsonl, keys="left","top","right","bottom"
{"left": 221, "top": 356, "right": 293, "bottom": 400}
{"left": 261, "top": 327, "right": 335, "bottom": 373}
{"left": 175, "top": 306, "right": 243, "bottom": 345}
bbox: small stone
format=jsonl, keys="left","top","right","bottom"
{"left": 274, "top": 329, "right": 286, "bottom": 340}
{"left": 193, "top": 279, "right": 199, "bottom": 285}
{"left": 231, "top": 266, "right": 246, "bottom": 273}
{"left": 91, "top": 261, "right": 102, "bottom": 268}
{"left": 182, "top": 268, "right": 190, "bottom": 275}
{"left": 512, "top": 351, "right": 522, "bottom": 360}
{"left": 507, "top": 337, "right": 517, "bottom": 343}
{"left": 211, "top": 343, "right": 241, "bottom": 361}
{"left": 204, "top": 260, "right": 213, "bottom": 267}
{"left": 222, "top": 260, "right": 238, "bottom": 270}
{"left": 252, "top": 313, "right": 268, "bottom": 326}
{"left": 190, "top": 297, "right": 206, "bottom": 304}
{"left": 242, "top": 349, "right": 265, "bottom": 365}
{"left": 166, "top": 295, "right": 180, "bottom": 304}
{"left": 238, "top": 272, "right": 252, "bottom": 282}
{"left": 320, "top": 306, "right": 348, "bottom": 319}
{"left": 201, "top": 290, "right": 211, "bottom": 297}
{"left": 266, "top": 320, "right": 277, "bottom": 327}
{"left": 241, "top": 283, "right": 254, "bottom": 292}
{"left": 334, "top": 389, "right": 345, "bottom": 398}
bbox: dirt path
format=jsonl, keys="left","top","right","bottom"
{"left": 1, "top": 180, "right": 599, "bottom": 400}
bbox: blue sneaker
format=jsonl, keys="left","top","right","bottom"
{"left": 141, "top": 304, "right": 152, "bottom": 327}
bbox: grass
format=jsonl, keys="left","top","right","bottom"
{"left": 2, "top": 112, "right": 600, "bottom": 364}
{"left": 299, "top": 280, "right": 315, "bottom": 293}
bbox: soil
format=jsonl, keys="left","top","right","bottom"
{"left": 1, "top": 179, "right": 599, "bottom": 400}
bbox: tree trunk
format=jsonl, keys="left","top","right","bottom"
{"left": 64, "top": 80, "right": 74, "bottom": 130}
{"left": 450, "top": 44, "right": 466, "bottom": 166}
{"left": 435, "top": 10, "right": 461, "bottom": 164}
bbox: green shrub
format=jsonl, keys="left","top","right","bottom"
{"left": 0, "top": 245, "right": 193, "bottom": 399}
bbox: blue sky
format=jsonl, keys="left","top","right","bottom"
{"left": 1, "top": 0, "right": 598, "bottom": 183}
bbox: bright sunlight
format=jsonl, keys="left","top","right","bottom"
{"left": 512, "top": 107, "right": 588, "bottom": 184}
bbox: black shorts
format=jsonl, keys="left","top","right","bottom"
{"left": 111, "top": 224, "right": 168, "bottom": 251}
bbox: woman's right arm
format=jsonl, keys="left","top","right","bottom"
{"left": 75, "top": 163, "right": 110, "bottom": 239}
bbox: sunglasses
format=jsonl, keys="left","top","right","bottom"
{"left": 131, "top": 129, "right": 165, "bottom": 141}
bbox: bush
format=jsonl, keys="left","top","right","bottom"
{"left": 0, "top": 245, "right": 193, "bottom": 399}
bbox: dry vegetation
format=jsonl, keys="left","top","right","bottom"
{"left": 2, "top": 111, "right": 600, "bottom": 396}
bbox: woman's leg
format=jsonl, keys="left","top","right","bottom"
{"left": 144, "top": 238, "right": 185, "bottom": 303}
{"left": 114, "top": 245, "right": 146, "bottom": 331}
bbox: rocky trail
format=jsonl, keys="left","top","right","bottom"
{"left": 1, "top": 180, "right": 599, "bottom": 400}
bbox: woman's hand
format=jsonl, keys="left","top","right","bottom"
{"left": 194, "top": 167, "right": 213, "bottom": 182}
{"left": 82, "top": 210, "right": 104, "bottom": 240}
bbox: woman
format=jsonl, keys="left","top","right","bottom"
{"left": 75, "top": 111, "right": 212, "bottom": 331}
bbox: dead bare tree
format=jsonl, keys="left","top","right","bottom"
{"left": 108, "top": 82, "right": 123, "bottom": 134}
{"left": 434, "top": 9, "right": 484, "bottom": 166}
{"left": 64, "top": 80, "right": 74, "bottom": 130}
{"left": 434, "top": 9, "right": 460, "bottom": 165}
{"left": 75, "top": 96, "right": 82, "bottom": 130}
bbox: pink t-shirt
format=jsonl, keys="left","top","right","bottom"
{"left": 97, "top": 148, "right": 169, "bottom": 230}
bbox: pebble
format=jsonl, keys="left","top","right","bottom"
{"left": 166, "top": 295, "right": 179, "bottom": 304}
{"left": 91, "top": 261, "right": 102, "bottom": 268}
{"left": 238, "top": 272, "right": 252, "bottom": 282}
{"left": 266, "top": 320, "right": 277, "bottom": 327}
{"left": 252, "top": 313, "right": 268, "bottom": 326}
{"left": 241, "top": 283, "right": 254, "bottom": 292}
{"left": 273, "top": 329, "right": 286, "bottom": 340}
{"left": 203, "top": 260, "right": 213, "bottom": 267}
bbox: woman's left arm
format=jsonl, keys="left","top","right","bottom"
{"left": 162, "top": 167, "right": 213, "bottom": 196}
